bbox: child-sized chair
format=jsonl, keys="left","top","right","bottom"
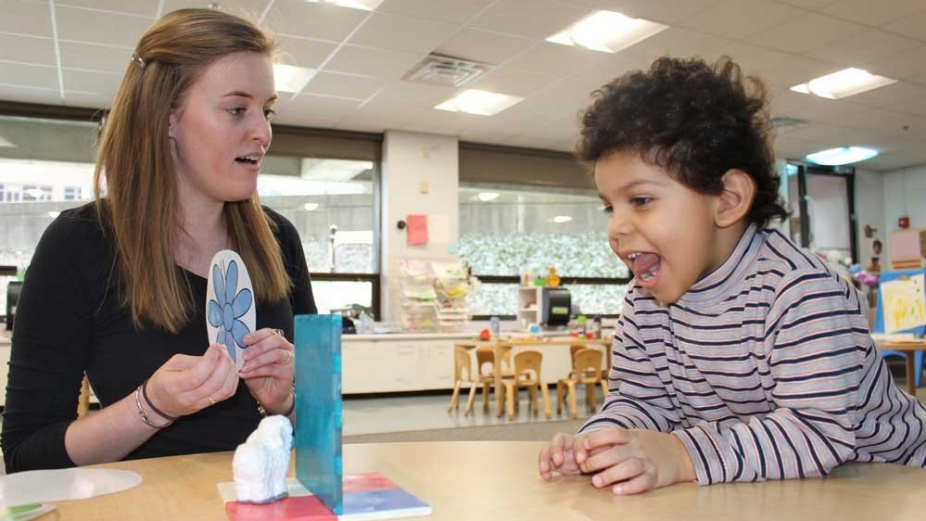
{"left": 447, "top": 346, "right": 491, "bottom": 416}
{"left": 500, "top": 350, "right": 551, "bottom": 420}
{"left": 556, "top": 348, "right": 608, "bottom": 419}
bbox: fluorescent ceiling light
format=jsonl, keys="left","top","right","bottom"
{"left": 790, "top": 68, "right": 896, "bottom": 100}
{"left": 553, "top": 215, "right": 573, "bottom": 223}
{"left": 547, "top": 10, "right": 668, "bottom": 53}
{"left": 273, "top": 64, "right": 315, "bottom": 93}
{"left": 805, "top": 146, "right": 879, "bottom": 166}
{"left": 0, "top": 135, "right": 16, "bottom": 148}
{"left": 302, "top": 0, "right": 382, "bottom": 10}
{"left": 477, "top": 192, "right": 500, "bottom": 202}
{"left": 435, "top": 89, "right": 523, "bottom": 116}
{"left": 303, "top": 202, "right": 320, "bottom": 211}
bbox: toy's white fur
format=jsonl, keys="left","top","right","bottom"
{"left": 233, "top": 415, "right": 293, "bottom": 504}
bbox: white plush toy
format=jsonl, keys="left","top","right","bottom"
{"left": 233, "top": 415, "right": 293, "bottom": 504}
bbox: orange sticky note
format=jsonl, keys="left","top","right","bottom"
{"left": 407, "top": 214, "right": 428, "bottom": 246}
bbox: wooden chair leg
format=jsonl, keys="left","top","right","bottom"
{"left": 464, "top": 383, "right": 478, "bottom": 416}
{"left": 528, "top": 385, "right": 538, "bottom": 416}
{"left": 599, "top": 380, "right": 608, "bottom": 405}
{"left": 506, "top": 384, "right": 516, "bottom": 420}
{"left": 586, "top": 382, "right": 595, "bottom": 413}
{"left": 447, "top": 380, "right": 462, "bottom": 412}
{"left": 556, "top": 381, "right": 564, "bottom": 415}
{"left": 568, "top": 381, "right": 578, "bottom": 419}
{"left": 540, "top": 383, "right": 552, "bottom": 419}
{"left": 482, "top": 382, "right": 490, "bottom": 412}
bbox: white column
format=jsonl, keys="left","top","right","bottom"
{"left": 380, "top": 131, "right": 459, "bottom": 323}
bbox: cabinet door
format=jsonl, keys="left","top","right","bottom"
{"left": 342, "top": 341, "right": 423, "bottom": 394}
{"left": 422, "top": 340, "right": 454, "bottom": 390}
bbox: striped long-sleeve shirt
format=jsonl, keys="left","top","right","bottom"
{"left": 580, "top": 225, "right": 926, "bottom": 484}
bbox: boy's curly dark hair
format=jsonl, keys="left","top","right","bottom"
{"left": 578, "top": 56, "right": 789, "bottom": 227}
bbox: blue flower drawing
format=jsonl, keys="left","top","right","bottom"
{"left": 207, "top": 260, "right": 253, "bottom": 360}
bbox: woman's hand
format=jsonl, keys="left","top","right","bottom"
{"left": 239, "top": 328, "right": 294, "bottom": 415}
{"left": 145, "top": 343, "right": 240, "bottom": 417}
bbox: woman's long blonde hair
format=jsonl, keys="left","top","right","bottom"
{"left": 95, "top": 8, "right": 290, "bottom": 333}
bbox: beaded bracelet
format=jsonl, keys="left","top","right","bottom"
{"left": 140, "top": 379, "right": 178, "bottom": 422}
{"left": 134, "top": 385, "right": 172, "bottom": 429}
{"left": 257, "top": 391, "right": 295, "bottom": 418}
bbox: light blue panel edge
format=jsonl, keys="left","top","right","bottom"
{"left": 294, "top": 314, "right": 344, "bottom": 515}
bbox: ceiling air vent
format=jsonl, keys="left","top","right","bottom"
{"left": 403, "top": 54, "right": 494, "bottom": 87}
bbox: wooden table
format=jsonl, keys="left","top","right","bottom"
{"left": 50, "top": 442, "right": 926, "bottom": 520}
{"left": 877, "top": 341, "right": 926, "bottom": 395}
{"left": 455, "top": 337, "right": 612, "bottom": 417}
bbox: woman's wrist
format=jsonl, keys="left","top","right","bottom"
{"left": 257, "top": 391, "right": 295, "bottom": 417}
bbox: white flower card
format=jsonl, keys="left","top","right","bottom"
{"left": 207, "top": 250, "right": 256, "bottom": 369}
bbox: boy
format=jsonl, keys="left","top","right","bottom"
{"left": 538, "top": 56, "right": 926, "bottom": 495}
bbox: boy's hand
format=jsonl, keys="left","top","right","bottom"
{"left": 538, "top": 432, "right": 589, "bottom": 479}
{"left": 576, "top": 428, "right": 696, "bottom": 495}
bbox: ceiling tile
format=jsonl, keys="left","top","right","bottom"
{"left": 377, "top": 0, "right": 495, "bottom": 24}
{"left": 323, "top": 45, "right": 421, "bottom": 80}
{"left": 1, "top": 0, "right": 54, "bottom": 37}
{"left": 882, "top": 11, "right": 926, "bottom": 42}
{"left": 620, "top": 27, "right": 733, "bottom": 62}
{"left": 264, "top": 0, "right": 370, "bottom": 42}
{"left": 62, "top": 68, "right": 120, "bottom": 99}
{"left": 0, "top": 62, "right": 58, "bottom": 89}
{"left": 505, "top": 42, "right": 608, "bottom": 76}
{"left": 819, "top": 0, "right": 926, "bottom": 27}
{"left": 748, "top": 13, "right": 866, "bottom": 54}
{"left": 57, "top": 0, "right": 157, "bottom": 17}
{"left": 806, "top": 29, "right": 921, "bottom": 67}
{"left": 771, "top": 0, "right": 838, "bottom": 8}
{"left": 60, "top": 41, "right": 133, "bottom": 73}
{"left": 370, "top": 81, "right": 456, "bottom": 108}
{"left": 842, "top": 80, "right": 924, "bottom": 108}
{"left": 435, "top": 28, "right": 536, "bottom": 66}
{"left": 55, "top": 5, "right": 153, "bottom": 47}
{"left": 0, "top": 34, "right": 55, "bottom": 66}
{"left": 862, "top": 45, "right": 926, "bottom": 81}
{"left": 274, "top": 110, "right": 345, "bottom": 129}
{"left": 279, "top": 36, "right": 338, "bottom": 69}
{"left": 301, "top": 71, "right": 388, "bottom": 100}
{"left": 467, "top": 68, "right": 557, "bottom": 98}
{"left": 336, "top": 100, "right": 429, "bottom": 130}
{"left": 469, "top": 0, "right": 592, "bottom": 39}
{"left": 0, "top": 84, "right": 60, "bottom": 105}
{"left": 161, "top": 0, "right": 268, "bottom": 18}
{"left": 566, "top": 0, "right": 726, "bottom": 25}
{"left": 756, "top": 55, "right": 839, "bottom": 90}
{"left": 62, "top": 90, "right": 112, "bottom": 109}
{"left": 347, "top": 11, "right": 458, "bottom": 54}
{"left": 278, "top": 93, "right": 362, "bottom": 117}
{"left": 680, "top": 0, "right": 806, "bottom": 41}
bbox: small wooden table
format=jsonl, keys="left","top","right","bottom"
{"left": 877, "top": 341, "right": 926, "bottom": 395}
{"left": 455, "top": 337, "right": 612, "bottom": 417}
{"left": 50, "top": 442, "right": 926, "bottom": 520}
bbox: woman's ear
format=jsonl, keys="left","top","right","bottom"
{"left": 715, "top": 169, "right": 756, "bottom": 228}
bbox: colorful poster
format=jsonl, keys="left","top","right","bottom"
{"left": 881, "top": 274, "right": 926, "bottom": 333}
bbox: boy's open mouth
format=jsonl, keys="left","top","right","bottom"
{"left": 630, "top": 253, "right": 661, "bottom": 287}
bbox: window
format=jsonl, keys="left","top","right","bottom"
{"left": 459, "top": 185, "right": 629, "bottom": 318}
{"left": 0, "top": 111, "right": 384, "bottom": 318}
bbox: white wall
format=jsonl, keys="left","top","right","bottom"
{"left": 381, "top": 131, "right": 460, "bottom": 322}
{"left": 882, "top": 164, "right": 926, "bottom": 264}
{"left": 854, "top": 168, "right": 885, "bottom": 268}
